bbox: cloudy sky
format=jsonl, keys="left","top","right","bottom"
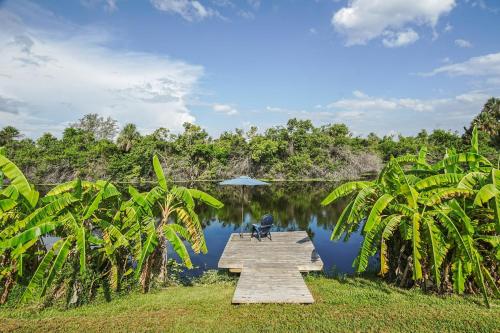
{"left": 0, "top": 0, "right": 499, "bottom": 137}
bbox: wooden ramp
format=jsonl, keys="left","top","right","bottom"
{"left": 218, "top": 231, "right": 323, "bottom": 304}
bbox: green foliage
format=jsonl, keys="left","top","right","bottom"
{"left": 323, "top": 126, "right": 499, "bottom": 307}
{"left": 0, "top": 153, "right": 223, "bottom": 306}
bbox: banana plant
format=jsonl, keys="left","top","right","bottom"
{"left": 322, "top": 126, "right": 499, "bottom": 307}
{"left": 123, "top": 155, "right": 223, "bottom": 292}
{"left": 0, "top": 151, "right": 40, "bottom": 303}
{"left": 1, "top": 176, "right": 126, "bottom": 303}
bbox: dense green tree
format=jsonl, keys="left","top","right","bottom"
{"left": 1, "top": 99, "right": 498, "bottom": 183}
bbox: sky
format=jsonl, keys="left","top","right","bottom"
{"left": 0, "top": 0, "right": 499, "bottom": 138}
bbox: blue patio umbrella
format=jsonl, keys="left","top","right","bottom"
{"left": 219, "top": 176, "right": 270, "bottom": 237}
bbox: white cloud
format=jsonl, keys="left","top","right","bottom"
{"left": 332, "top": 0, "right": 455, "bottom": 46}
{"left": 238, "top": 10, "right": 255, "bottom": 20}
{"left": 258, "top": 89, "right": 495, "bottom": 136}
{"left": 0, "top": 3, "right": 203, "bottom": 137}
{"left": 454, "top": 38, "right": 473, "bottom": 48}
{"left": 423, "top": 52, "right": 500, "bottom": 77}
{"left": 151, "top": 0, "right": 218, "bottom": 21}
{"left": 324, "top": 90, "right": 494, "bottom": 135}
{"left": 247, "top": 0, "right": 260, "bottom": 10}
{"left": 213, "top": 103, "right": 238, "bottom": 115}
{"left": 444, "top": 23, "right": 453, "bottom": 32}
{"left": 81, "top": 0, "right": 119, "bottom": 12}
{"left": 327, "top": 91, "right": 444, "bottom": 112}
{"left": 382, "top": 29, "right": 419, "bottom": 48}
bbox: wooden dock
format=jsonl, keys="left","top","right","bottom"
{"left": 218, "top": 231, "right": 323, "bottom": 304}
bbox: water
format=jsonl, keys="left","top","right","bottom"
{"left": 174, "top": 182, "right": 364, "bottom": 276}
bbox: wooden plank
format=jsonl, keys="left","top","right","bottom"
{"left": 218, "top": 231, "right": 323, "bottom": 272}
{"left": 218, "top": 231, "right": 323, "bottom": 304}
{"left": 232, "top": 263, "right": 314, "bottom": 304}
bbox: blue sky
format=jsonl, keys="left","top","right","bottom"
{"left": 0, "top": 0, "right": 499, "bottom": 137}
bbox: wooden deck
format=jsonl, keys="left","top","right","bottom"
{"left": 218, "top": 231, "right": 323, "bottom": 304}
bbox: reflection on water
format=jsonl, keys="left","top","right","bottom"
{"left": 176, "top": 181, "right": 363, "bottom": 276}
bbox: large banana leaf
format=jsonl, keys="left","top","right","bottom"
{"left": 164, "top": 224, "right": 192, "bottom": 268}
{"left": 321, "top": 181, "right": 371, "bottom": 206}
{"left": 174, "top": 206, "right": 206, "bottom": 253}
{"left": 347, "top": 186, "right": 376, "bottom": 224}
{"left": 0, "top": 154, "right": 38, "bottom": 208}
{"left": 40, "top": 237, "right": 72, "bottom": 297}
{"left": 490, "top": 169, "right": 500, "bottom": 232}
{"left": 448, "top": 200, "right": 475, "bottom": 235}
{"left": 433, "top": 153, "right": 491, "bottom": 171}
{"left": 457, "top": 172, "right": 487, "bottom": 190}
{"left": 21, "top": 240, "right": 58, "bottom": 302}
{"left": 170, "top": 186, "right": 195, "bottom": 209}
{"left": 1, "top": 221, "right": 58, "bottom": 249}
{"left": 363, "top": 194, "right": 394, "bottom": 232}
{"left": 153, "top": 155, "right": 168, "bottom": 191}
{"left": 21, "top": 193, "right": 78, "bottom": 230}
{"left": 134, "top": 219, "right": 158, "bottom": 279}
{"left": 0, "top": 185, "right": 19, "bottom": 200}
{"left": 473, "top": 184, "right": 499, "bottom": 206}
{"left": 412, "top": 213, "right": 423, "bottom": 280}
{"left": 452, "top": 259, "right": 465, "bottom": 294}
{"left": 330, "top": 201, "right": 353, "bottom": 240}
{"left": 414, "top": 173, "right": 463, "bottom": 191}
{"left": 424, "top": 188, "right": 474, "bottom": 206}
{"left": 128, "top": 186, "right": 152, "bottom": 216}
{"left": 94, "top": 180, "right": 120, "bottom": 199}
{"left": 0, "top": 198, "right": 17, "bottom": 213}
{"left": 356, "top": 214, "right": 398, "bottom": 273}
{"left": 98, "top": 220, "right": 129, "bottom": 249}
{"left": 422, "top": 215, "right": 447, "bottom": 287}
{"left": 379, "top": 215, "right": 402, "bottom": 276}
{"left": 188, "top": 189, "right": 224, "bottom": 209}
{"left": 45, "top": 180, "right": 94, "bottom": 197}
{"left": 76, "top": 225, "right": 86, "bottom": 274}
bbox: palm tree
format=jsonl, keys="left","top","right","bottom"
{"left": 322, "top": 127, "right": 500, "bottom": 307}
{"left": 465, "top": 98, "right": 500, "bottom": 149}
{"left": 117, "top": 123, "right": 140, "bottom": 152}
{"left": 0, "top": 126, "right": 22, "bottom": 146}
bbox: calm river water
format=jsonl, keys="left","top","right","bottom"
{"left": 174, "top": 182, "right": 363, "bottom": 276}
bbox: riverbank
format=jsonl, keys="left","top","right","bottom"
{"left": 1, "top": 275, "right": 497, "bottom": 333}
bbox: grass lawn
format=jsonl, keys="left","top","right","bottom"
{"left": 0, "top": 275, "right": 498, "bottom": 333}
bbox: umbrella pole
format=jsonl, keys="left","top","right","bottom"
{"left": 240, "top": 186, "right": 244, "bottom": 238}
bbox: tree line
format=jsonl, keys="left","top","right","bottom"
{"left": 1, "top": 98, "right": 498, "bottom": 184}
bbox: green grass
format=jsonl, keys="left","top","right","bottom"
{"left": 1, "top": 275, "right": 498, "bottom": 333}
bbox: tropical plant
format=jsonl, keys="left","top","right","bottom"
{"left": 0, "top": 164, "right": 125, "bottom": 304}
{"left": 0, "top": 150, "right": 39, "bottom": 303}
{"left": 1, "top": 149, "right": 224, "bottom": 305}
{"left": 322, "top": 127, "right": 500, "bottom": 307}
{"left": 121, "top": 155, "right": 223, "bottom": 292}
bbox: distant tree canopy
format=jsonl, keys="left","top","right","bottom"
{"left": 71, "top": 113, "right": 118, "bottom": 141}
{"left": 1, "top": 99, "right": 498, "bottom": 184}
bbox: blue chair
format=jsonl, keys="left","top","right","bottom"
{"left": 251, "top": 214, "right": 274, "bottom": 241}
